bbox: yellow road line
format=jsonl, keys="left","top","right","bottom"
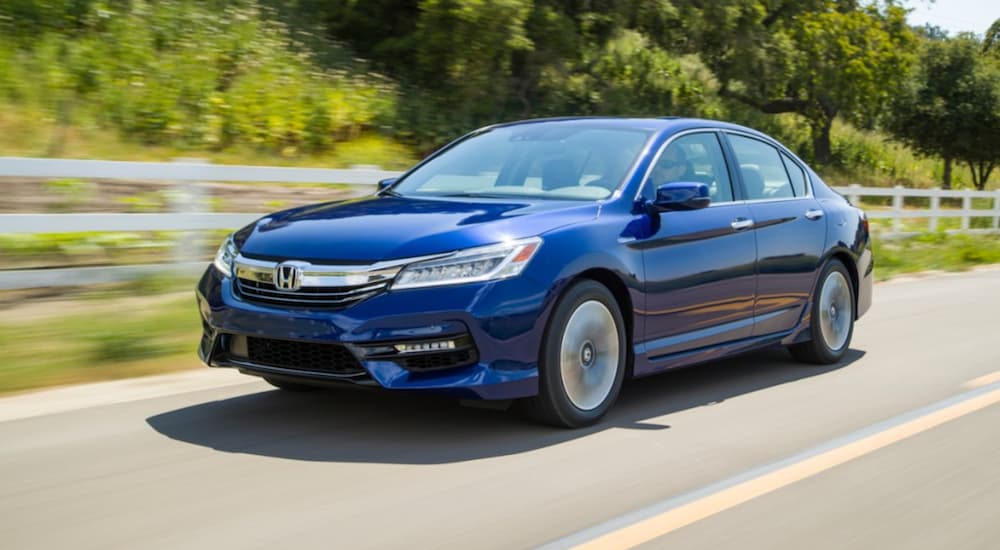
{"left": 572, "top": 385, "right": 1000, "bottom": 550}
{"left": 964, "top": 370, "right": 1000, "bottom": 389}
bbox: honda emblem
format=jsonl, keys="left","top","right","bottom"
{"left": 274, "top": 262, "right": 303, "bottom": 291}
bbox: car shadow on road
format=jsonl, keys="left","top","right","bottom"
{"left": 146, "top": 347, "right": 865, "bottom": 464}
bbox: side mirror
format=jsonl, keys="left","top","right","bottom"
{"left": 652, "top": 181, "right": 711, "bottom": 211}
{"left": 377, "top": 178, "right": 397, "bottom": 193}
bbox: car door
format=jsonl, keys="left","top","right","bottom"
{"left": 636, "top": 132, "right": 758, "bottom": 362}
{"left": 723, "top": 133, "right": 827, "bottom": 336}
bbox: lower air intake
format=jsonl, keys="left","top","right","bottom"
{"left": 245, "top": 337, "right": 365, "bottom": 376}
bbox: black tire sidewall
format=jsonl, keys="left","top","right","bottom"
{"left": 537, "top": 280, "right": 627, "bottom": 427}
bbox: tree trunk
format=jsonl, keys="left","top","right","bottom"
{"left": 942, "top": 155, "right": 952, "bottom": 190}
{"left": 811, "top": 117, "right": 833, "bottom": 165}
{"left": 968, "top": 160, "right": 997, "bottom": 191}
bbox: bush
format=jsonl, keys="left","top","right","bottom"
{"left": 0, "top": 0, "right": 399, "bottom": 154}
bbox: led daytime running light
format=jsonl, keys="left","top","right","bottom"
{"left": 393, "top": 237, "right": 542, "bottom": 289}
{"left": 394, "top": 340, "right": 458, "bottom": 354}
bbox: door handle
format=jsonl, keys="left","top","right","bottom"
{"left": 805, "top": 209, "right": 824, "bottom": 220}
{"left": 730, "top": 218, "right": 754, "bottom": 231}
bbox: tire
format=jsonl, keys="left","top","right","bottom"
{"left": 789, "top": 259, "right": 855, "bottom": 364}
{"left": 264, "top": 377, "right": 320, "bottom": 392}
{"left": 522, "top": 280, "right": 627, "bottom": 428}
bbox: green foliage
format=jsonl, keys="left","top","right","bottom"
{"left": 414, "top": 0, "right": 533, "bottom": 101}
{"left": 537, "top": 30, "right": 723, "bottom": 120}
{"left": 871, "top": 233, "right": 1000, "bottom": 280}
{"left": 822, "top": 121, "right": 956, "bottom": 188}
{"left": 686, "top": 1, "right": 915, "bottom": 163}
{"left": 985, "top": 18, "right": 1000, "bottom": 54}
{"left": 1, "top": 0, "right": 998, "bottom": 190}
{"left": 303, "top": 0, "right": 729, "bottom": 149}
{"left": 884, "top": 36, "right": 1000, "bottom": 190}
{"left": 0, "top": 0, "right": 399, "bottom": 153}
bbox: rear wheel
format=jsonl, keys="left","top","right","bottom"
{"left": 789, "top": 259, "right": 855, "bottom": 364}
{"left": 522, "top": 280, "right": 627, "bottom": 428}
{"left": 264, "top": 377, "right": 319, "bottom": 392}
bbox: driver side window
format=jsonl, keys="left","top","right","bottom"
{"left": 642, "top": 133, "right": 734, "bottom": 203}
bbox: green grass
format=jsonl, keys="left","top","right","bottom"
{"left": 0, "top": 292, "right": 203, "bottom": 395}
{"left": 873, "top": 233, "right": 1000, "bottom": 280}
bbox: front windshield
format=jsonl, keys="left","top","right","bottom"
{"left": 393, "top": 124, "right": 652, "bottom": 201}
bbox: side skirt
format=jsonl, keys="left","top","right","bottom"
{"left": 631, "top": 331, "right": 794, "bottom": 378}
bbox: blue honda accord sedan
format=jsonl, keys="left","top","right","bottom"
{"left": 196, "top": 117, "right": 872, "bottom": 427}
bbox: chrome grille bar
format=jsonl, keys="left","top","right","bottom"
{"left": 239, "top": 279, "right": 388, "bottom": 297}
{"left": 231, "top": 253, "right": 449, "bottom": 309}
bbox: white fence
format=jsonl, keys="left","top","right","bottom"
{"left": 841, "top": 183, "right": 1000, "bottom": 235}
{"left": 0, "top": 157, "right": 398, "bottom": 289}
{"left": 1, "top": 157, "right": 999, "bottom": 289}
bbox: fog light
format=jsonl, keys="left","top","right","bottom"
{"left": 393, "top": 340, "right": 458, "bottom": 354}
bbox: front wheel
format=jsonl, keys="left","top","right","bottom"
{"left": 522, "top": 280, "right": 627, "bottom": 428}
{"left": 789, "top": 259, "right": 855, "bottom": 364}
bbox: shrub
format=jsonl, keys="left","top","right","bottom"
{"left": 0, "top": 0, "right": 399, "bottom": 154}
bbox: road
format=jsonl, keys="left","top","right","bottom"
{"left": 2, "top": 268, "right": 999, "bottom": 549}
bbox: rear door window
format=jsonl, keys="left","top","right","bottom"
{"left": 727, "top": 135, "right": 796, "bottom": 200}
{"left": 781, "top": 153, "right": 808, "bottom": 197}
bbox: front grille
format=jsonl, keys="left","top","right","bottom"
{"left": 396, "top": 349, "right": 477, "bottom": 371}
{"left": 246, "top": 337, "right": 365, "bottom": 376}
{"left": 235, "top": 277, "right": 387, "bottom": 309}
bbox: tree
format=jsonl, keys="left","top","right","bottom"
{"left": 681, "top": 1, "right": 915, "bottom": 164}
{"left": 885, "top": 37, "right": 1000, "bottom": 190}
{"left": 985, "top": 17, "right": 1000, "bottom": 54}
{"left": 533, "top": 29, "right": 720, "bottom": 119}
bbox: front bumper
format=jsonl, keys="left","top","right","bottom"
{"left": 195, "top": 266, "right": 556, "bottom": 399}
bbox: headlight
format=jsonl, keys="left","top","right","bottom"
{"left": 212, "top": 235, "right": 238, "bottom": 278}
{"left": 392, "top": 237, "right": 542, "bottom": 290}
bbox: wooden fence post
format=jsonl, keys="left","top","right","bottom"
{"left": 961, "top": 190, "right": 972, "bottom": 231}
{"left": 169, "top": 158, "right": 208, "bottom": 267}
{"left": 848, "top": 183, "right": 861, "bottom": 207}
{"left": 994, "top": 190, "right": 1000, "bottom": 231}
{"left": 892, "top": 185, "right": 904, "bottom": 234}
{"left": 929, "top": 188, "right": 940, "bottom": 233}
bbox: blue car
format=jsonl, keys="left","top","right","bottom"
{"left": 196, "top": 117, "right": 872, "bottom": 427}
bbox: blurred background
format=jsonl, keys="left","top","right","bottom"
{"left": 1, "top": 0, "right": 999, "bottom": 395}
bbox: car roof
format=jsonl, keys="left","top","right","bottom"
{"left": 482, "top": 116, "right": 766, "bottom": 138}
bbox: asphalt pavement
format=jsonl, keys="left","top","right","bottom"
{"left": 1, "top": 268, "right": 998, "bottom": 549}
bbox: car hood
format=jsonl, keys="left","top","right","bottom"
{"left": 235, "top": 194, "right": 600, "bottom": 262}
